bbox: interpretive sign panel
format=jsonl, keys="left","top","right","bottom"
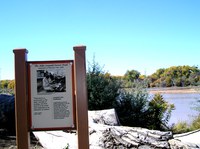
{"left": 28, "top": 61, "right": 75, "bottom": 130}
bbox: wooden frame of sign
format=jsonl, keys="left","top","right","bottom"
{"left": 28, "top": 60, "right": 76, "bottom": 130}
{"left": 13, "top": 46, "right": 89, "bottom": 149}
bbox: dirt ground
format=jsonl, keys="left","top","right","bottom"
{"left": 0, "top": 130, "right": 43, "bottom": 149}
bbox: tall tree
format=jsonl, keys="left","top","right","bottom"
{"left": 87, "top": 60, "right": 121, "bottom": 110}
{"left": 124, "top": 69, "right": 140, "bottom": 82}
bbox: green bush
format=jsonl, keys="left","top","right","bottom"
{"left": 172, "top": 115, "right": 200, "bottom": 134}
{"left": 191, "top": 115, "right": 200, "bottom": 130}
{"left": 115, "top": 84, "right": 149, "bottom": 128}
{"left": 172, "top": 121, "right": 191, "bottom": 134}
{"left": 87, "top": 61, "right": 121, "bottom": 110}
{"left": 147, "top": 94, "right": 175, "bottom": 130}
{"left": 115, "top": 89, "right": 174, "bottom": 130}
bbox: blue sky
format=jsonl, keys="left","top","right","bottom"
{"left": 0, "top": 0, "right": 200, "bottom": 80}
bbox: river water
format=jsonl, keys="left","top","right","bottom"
{"left": 153, "top": 93, "right": 200, "bottom": 125}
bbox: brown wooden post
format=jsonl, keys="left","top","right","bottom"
{"left": 13, "top": 49, "right": 30, "bottom": 149}
{"left": 74, "top": 46, "right": 89, "bottom": 149}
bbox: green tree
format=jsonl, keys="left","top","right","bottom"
{"left": 174, "top": 78, "right": 182, "bottom": 87}
{"left": 124, "top": 69, "right": 140, "bottom": 82}
{"left": 165, "top": 76, "right": 172, "bottom": 87}
{"left": 147, "top": 94, "right": 175, "bottom": 130}
{"left": 123, "top": 69, "right": 141, "bottom": 88}
{"left": 87, "top": 61, "right": 121, "bottom": 110}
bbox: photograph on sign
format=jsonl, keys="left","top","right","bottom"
{"left": 37, "top": 69, "right": 66, "bottom": 93}
{"left": 29, "top": 61, "right": 75, "bottom": 130}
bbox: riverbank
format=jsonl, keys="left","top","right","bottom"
{"left": 148, "top": 87, "right": 199, "bottom": 94}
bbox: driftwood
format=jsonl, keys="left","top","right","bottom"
{"left": 88, "top": 109, "right": 173, "bottom": 149}
{"left": 89, "top": 124, "right": 172, "bottom": 149}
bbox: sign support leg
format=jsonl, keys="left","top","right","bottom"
{"left": 13, "top": 49, "right": 30, "bottom": 149}
{"left": 74, "top": 46, "right": 89, "bottom": 149}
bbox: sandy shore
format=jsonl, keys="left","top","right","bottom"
{"left": 148, "top": 87, "right": 199, "bottom": 94}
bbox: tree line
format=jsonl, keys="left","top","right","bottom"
{"left": 121, "top": 65, "right": 200, "bottom": 88}
{"left": 148, "top": 65, "right": 200, "bottom": 87}
{"left": 1, "top": 65, "right": 199, "bottom": 92}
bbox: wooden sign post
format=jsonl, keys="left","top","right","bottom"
{"left": 74, "top": 46, "right": 89, "bottom": 149}
{"left": 13, "top": 49, "right": 30, "bottom": 149}
{"left": 13, "top": 46, "right": 89, "bottom": 149}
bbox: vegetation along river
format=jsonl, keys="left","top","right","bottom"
{"left": 150, "top": 93, "right": 200, "bottom": 126}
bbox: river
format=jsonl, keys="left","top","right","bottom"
{"left": 153, "top": 93, "right": 200, "bottom": 125}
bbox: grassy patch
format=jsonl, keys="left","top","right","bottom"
{"left": 172, "top": 115, "right": 200, "bottom": 134}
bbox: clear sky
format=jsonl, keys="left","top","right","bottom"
{"left": 0, "top": 0, "right": 200, "bottom": 80}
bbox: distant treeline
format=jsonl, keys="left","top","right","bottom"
{"left": 115, "top": 65, "right": 200, "bottom": 88}
{"left": 1, "top": 65, "right": 200, "bottom": 92}
{"left": 0, "top": 80, "right": 15, "bottom": 90}
{"left": 147, "top": 65, "right": 200, "bottom": 87}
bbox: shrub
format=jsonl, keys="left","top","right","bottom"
{"left": 191, "top": 115, "right": 200, "bottom": 130}
{"left": 172, "top": 115, "right": 200, "bottom": 134}
{"left": 147, "top": 94, "right": 175, "bottom": 130}
{"left": 172, "top": 121, "right": 191, "bottom": 134}
{"left": 115, "top": 88, "right": 174, "bottom": 130}
{"left": 115, "top": 84, "right": 149, "bottom": 127}
{"left": 87, "top": 61, "right": 121, "bottom": 110}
